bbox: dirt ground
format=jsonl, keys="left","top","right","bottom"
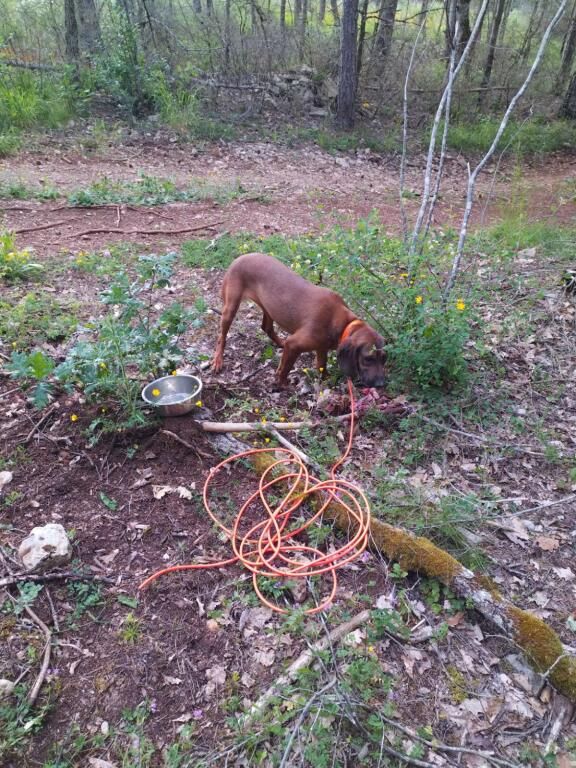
{"left": 1, "top": 133, "right": 576, "bottom": 767}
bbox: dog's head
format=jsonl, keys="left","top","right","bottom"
{"left": 337, "top": 322, "right": 387, "bottom": 387}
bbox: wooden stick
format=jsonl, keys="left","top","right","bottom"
{"left": 243, "top": 610, "right": 371, "bottom": 726}
{"left": 23, "top": 605, "right": 52, "bottom": 705}
{"left": 200, "top": 420, "right": 311, "bottom": 433}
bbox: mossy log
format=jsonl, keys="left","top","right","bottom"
{"left": 248, "top": 450, "right": 576, "bottom": 703}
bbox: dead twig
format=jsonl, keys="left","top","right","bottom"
{"left": 63, "top": 221, "right": 224, "bottom": 238}
{"left": 23, "top": 605, "right": 51, "bottom": 706}
{"left": 159, "top": 429, "right": 211, "bottom": 459}
{"left": 279, "top": 678, "right": 338, "bottom": 768}
{"left": 23, "top": 404, "right": 58, "bottom": 444}
{"left": 243, "top": 609, "right": 371, "bottom": 727}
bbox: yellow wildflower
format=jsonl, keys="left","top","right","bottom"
{"left": 456, "top": 299, "right": 466, "bottom": 311}
{"left": 195, "top": 400, "right": 202, "bottom": 407}
{"left": 319, "top": 367, "right": 324, "bottom": 373}
{"left": 70, "top": 414, "right": 78, "bottom": 422}
{"left": 264, "top": 437, "right": 270, "bottom": 443}
{"left": 171, "top": 370, "right": 177, "bottom": 376}
{"left": 99, "top": 362, "right": 107, "bottom": 370}
{"left": 279, "top": 416, "right": 286, "bottom": 422}
{"left": 261, "top": 417, "right": 267, "bottom": 425}
{"left": 254, "top": 407, "right": 260, "bottom": 414}
{"left": 152, "top": 388, "right": 161, "bottom": 397}
{"left": 415, "top": 295, "right": 423, "bottom": 305}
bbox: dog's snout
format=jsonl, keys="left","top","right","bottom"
{"left": 361, "top": 375, "right": 386, "bottom": 388}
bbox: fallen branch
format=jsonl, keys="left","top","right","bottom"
{"left": 159, "top": 429, "right": 212, "bottom": 459}
{"left": 243, "top": 609, "right": 371, "bottom": 726}
{"left": 23, "top": 605, "right": 51, "bottom": 705}
{"left": 14, "top": 220, "right": 70, "bottom": 234}
{"left": 64, "top": 221, "right": 224, "bottom": 238}
{"left": 23, "top": 404, "right": 58, "bottom": 444}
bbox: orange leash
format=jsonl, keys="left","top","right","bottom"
{"left": 139, "top": 380, "right": 371, "bottom": 614}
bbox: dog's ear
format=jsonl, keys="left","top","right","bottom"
{"left": 337, "top": 340, "right": 359, "bottom": 379}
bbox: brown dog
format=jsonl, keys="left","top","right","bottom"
{"left": 212, "top": 253, "right": 386, "bottom": 388}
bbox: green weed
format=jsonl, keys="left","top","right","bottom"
{"left": 444, "top": 118, "right": 576, "bottom": 156}
{"left": 0, "top": 180, "right": 59, "bottom": 200}
{"left": 0, "top": 230, "right": 43, "bottom": 283}
{"left": 7, "top": 349, "right": 56, "bottom": 408}
{"left": 0, "top": 132, "right": 21, "bottom": 158}
{"left": 67, "top": 174, "right": 245, "bottom": 206}
{"left": 0, "top": 290, "right": 80, "bottom": 348}
{"left": 0, "top": 67, "right": 76, "bottom": 133}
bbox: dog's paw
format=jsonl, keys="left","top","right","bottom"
{"left": 212, "top": 355, "right": 223, "bottom": 373}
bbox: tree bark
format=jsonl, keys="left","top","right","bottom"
{"left": 280, "top": 0, "right": 287, "bottom": 28}
{"left": 299, "top": 0, "right": 308, "bottom": 58}
{"left": 75, "top": 0, "right": 101, "bottom": 55}
{"left": 374, "top": 0, "right": 398, "bottom": 61}
{"left": 318, "top": 0, "right": 326, "bottom": 21}
{"left": 336, "top": 0, "right": 359, "bottom": 129}
{"left": 64, "top": 0, "right": 80, "bottom": 63}
{"left": 356, "top": 0, "right": 369, "bottom": 83}
{"left": 192, "top": 0, "right": 202, "bottom": 13}
{"left": 558, "top": 2, "right": 576, "bottom": 88}
{"left": 478, "top": 0, "right": 506, "bottom": 106}
{"left": 561, "top": 68, "right": 576, "bottom": 117}
{"left": 456, "top": 0, "right": 471, "bottom": 58}
{"left": 331, "top": 0, "right": 340, "bottom": 25}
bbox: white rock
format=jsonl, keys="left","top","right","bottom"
{"left": 18, "top": 523, "right": 72, "bottom": 571}
{"left": 0, "top": 471, "right": 13, "bottom": 491}
{"left": 0, "top": 679, "right": 15, "bottom": 698}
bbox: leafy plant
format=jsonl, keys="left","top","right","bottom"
{"left": 0, "top": 290, "right": 80, "bottom": 347}
{"left": 55, "top": 252, "right": 204, "bottom": 435}
{"left": 0, "top": 231, "right": 43, "bottom": 283}
{"left": 7, "top": 349, "right": 56, "bottom": 408}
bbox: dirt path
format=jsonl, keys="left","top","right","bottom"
{"left": 2, "top": 140, "right": 575, "bottom": 255}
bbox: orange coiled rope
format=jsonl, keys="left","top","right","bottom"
{"left": 139, "top": 380, "right": 371, "bottom": 614}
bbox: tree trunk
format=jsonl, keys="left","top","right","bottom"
{"left": 456, "top": 0, "right": 471, "bottom": 59}
{"left": 318, "top": 0, "right": 326, "bottom": 21}
{"left": 224, "top": 0, "right": 232, "bottom": 68}
{"left": 560, "top": 68, "right": 576, "bottom": 117}
{"left": 336, "top": 0, "right": 358, "bottom": 129}
{"left": 356, "top": 0, "right": 369, "bottom": 83}
{"left": 295, "top": 0, "right": 302, "bottom": 27}
{"left": 374, "top": 0, "right": 398, "bottom": 61}
{"left": 420, "top": 0, "right": 430, "bottom": 36}
{"left": 331, "top": 0, "right": 340, "bottom": 25}
{"left": 192, "top": 0, "right": 202, "bottom": 13}
{"left": 558, "top": 2, "right": 576, "bottom": 88}
{"left": 478, "top": 0, "right": 506, "bottom": 106}
{"left": 299, "top": 0, "right": 308, "bottom": 57}
{"left": 64, "top": 0, "right": 80, "bottom": 63}
{"left": 280, "top": 0, "right": 287, "bottom": 28}
{"left": 443, "top": 0, "right": 456, "bottom": 59}
{"left": 75, "top": 0, "right": 101, "bottom": 55}
{"left": 518, "top": 0, "right": 545, "bottom": 61}
{"left": 206, "top": 0, "right": 213, "bottom": 15}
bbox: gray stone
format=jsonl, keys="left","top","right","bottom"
{"left": 18, "top": 523, "right": 72, "bottom": 572}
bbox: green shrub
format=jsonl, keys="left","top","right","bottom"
{"left": 0, "top": 231, "right": 43, "bottom": 282}
{"left": 8, "top": 349, "right": 56, "bottom": 408}
{"left": 182, "top": 221, "right": 474, "bottom": 393}
{"left": 0, "top": 67, "right": 76, "bottom": 133}
{"left": 0, "top": 132, "right": 21, "bottom": 158}
{"left": 55, "top": 253, "right": 205, "bottom": 435}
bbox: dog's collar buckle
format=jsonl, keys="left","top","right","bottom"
{"left": 339, "top": 319, "right": 364, "bottom": 345}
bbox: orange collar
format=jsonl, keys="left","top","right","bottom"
{"left": 339, "top": 319, "right": 364, "bottom": 345}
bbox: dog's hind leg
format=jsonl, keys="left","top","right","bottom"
{"left": 261, "top": 310, "right": 284, "bottom": 348}
{"left": 212, "top": 280, "right": 242, "bottom": 373}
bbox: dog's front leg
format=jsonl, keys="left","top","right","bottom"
{"left": 274, "top": 337, "right": 303, "bottom": 388}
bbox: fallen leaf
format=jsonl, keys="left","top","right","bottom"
{"left": 254, "top": 648, "right": 276, "bottom": 667}
{"left": 535, "top": 535, "right": 560, "bottom": 551}
{"left": 553, "top": 567, "right": 574, "bottom": 580}
{"left": 88, "top": 759, "right": 117, "bottom": 768}
{"left": 172, "top": 713, "right": 193, "bottom": 723}
{"left": 163, "top": 675, "right": 183, "bottom": 686}
{"left": 152, "top": 485, "right": 171, "bottom": 499}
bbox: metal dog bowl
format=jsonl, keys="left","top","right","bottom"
{"left": 141, "top": 374, "right": 202, "bottom": 417}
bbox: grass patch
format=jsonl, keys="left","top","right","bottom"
{"left": 472, "top": 217, "right": 576, "bottom": 263}
{"left": 269, "top": 125, "right": 401, "bottom": 154}
{"left": 67, "top": 174, "right": 247, "bottom": 206}
{"left": 444, "top": 118, "right": 576, "bottom": 156}
{"left": 0, "top": 67, "right": 76, "bottom": 134}
{"left": 0, "top": 289, "right": 81, "bottom": 348}
{"left": 0, "top": 132, "right": 21, "bottom": 158}
{"left": 0, "top": 180, "right": 60, "bottom": 200}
